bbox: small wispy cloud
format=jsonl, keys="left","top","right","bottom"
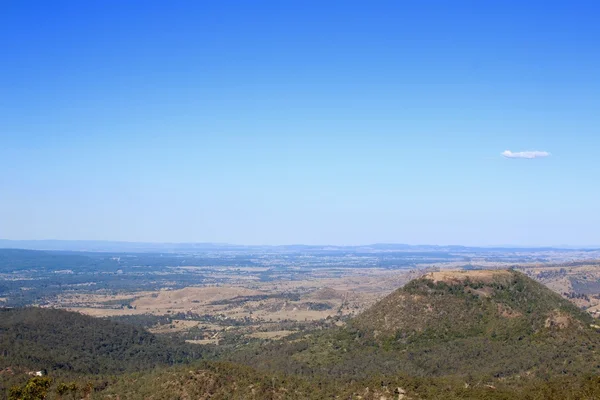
{"left": 502, "top": 150, "right": 550, "bottom": 159}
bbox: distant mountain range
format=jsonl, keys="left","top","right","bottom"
{"left": 0, "top": 239, "right": 597, "bottom": 253}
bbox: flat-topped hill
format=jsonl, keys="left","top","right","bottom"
{"left": 352, "top": 269, "right": 593, "bottom": 339}
{"left": 239, "top": 269, "right": 600, "bottom": 381}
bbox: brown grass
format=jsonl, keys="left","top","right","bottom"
{"left": 424, "top": 270, "right": 513, "bottom": 284}
{"left": 248, "top": 330, "right": 295, "bottom": 339}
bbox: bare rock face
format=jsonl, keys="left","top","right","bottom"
{"left": 545, "top": 310, "right": 580, "bottom": 330}
{"left": 395, "top": 387, "right": 407, "bottom": 399}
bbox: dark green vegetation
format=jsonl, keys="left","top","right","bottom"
{"left": 84, "top": 362, "right": 600, "bottom": 399}
{"left": 0, "top": 308, "right": 209, "bottom": 374}
{"left": 0, "top": 249, "right": 217, "bottom": 307}
{"left": 7, "top": 363, "right": 600, "bottom": 399}
{"left": 4, "top": 270, "right": 600, "bottom": 399}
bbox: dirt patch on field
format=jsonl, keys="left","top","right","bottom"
{"left": 131, "top": 286, "right": 264, "bottom": 314}
{"left": 467, "top": 286, "right": 495, "bottom": 297}
{"left": 309, "top": 287, "right": 346, "bottom": 301}
{"left": 64, "top": 307, "right": 149, "bottom": 317}
{"left": 186, "top": 339, "right": 219, "bottom": 345}
{"left": 248, "top": 330, "right": 295, "bottom": 339}
{"left": 149, "top": 319, "right": 201, "bottom": 333}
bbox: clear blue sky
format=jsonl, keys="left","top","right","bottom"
{"left": 1, "top": 1, "right": 599, "bottom": 246}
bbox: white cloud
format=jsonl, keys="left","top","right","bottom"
{"left": 502, "top": 150, "right": 550, "bottom": 159}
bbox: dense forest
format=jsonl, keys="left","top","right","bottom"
{"left": 0, "top": 308, "right": 210, "bottom": 374}
{"left": 6, "top": 361, "right": 600, "bottom": 399}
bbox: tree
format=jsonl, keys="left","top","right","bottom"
{"left": 8, "top": 377, "right": 52, "bottom": 400}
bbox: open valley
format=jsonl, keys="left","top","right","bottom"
{"left": 4, "top": 246, "right": 600, "bottom": 352}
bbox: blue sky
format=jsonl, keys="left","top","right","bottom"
{"left": 1, "top": 1, "right": 599, "bottom": 246}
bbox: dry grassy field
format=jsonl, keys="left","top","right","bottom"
{"left": 518, "top": 263, "right": 600, "bottom": 315}
{"left": 48, "top": 267, "right": 419, "bottom": 341}
{"left": 44, "top": 262, "right": 600, "bottom": 342}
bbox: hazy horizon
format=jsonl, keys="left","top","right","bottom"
{"left": 1, "top": 238, "right": 598, "bottom": 250}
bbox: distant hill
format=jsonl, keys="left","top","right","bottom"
{"left": 0, "top": 308, "right": 206, "bottom": 374}
{"left": 353, "top": 269, "right": 594, "bottom": 339}
{"left": 235, "top": 270, "right": 600, "bottom": 380}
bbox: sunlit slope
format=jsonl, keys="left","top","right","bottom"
{"left": 238, "top": 270, "right": 600, "bottom": 379}
{"left": 353, "top": 269, "right": 594, "bottom": 340}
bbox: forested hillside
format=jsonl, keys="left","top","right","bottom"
{"left": 7, "top": 362, "right": 600, "bottom": 400}
{"left": 0, "top": 308, "right": 207, "bottom": 374}
{"left": 230, "top": 270, "right": 600, "bottom": 380}
{"left": 93, "top": 362, "right": 600, "bottom": 400}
